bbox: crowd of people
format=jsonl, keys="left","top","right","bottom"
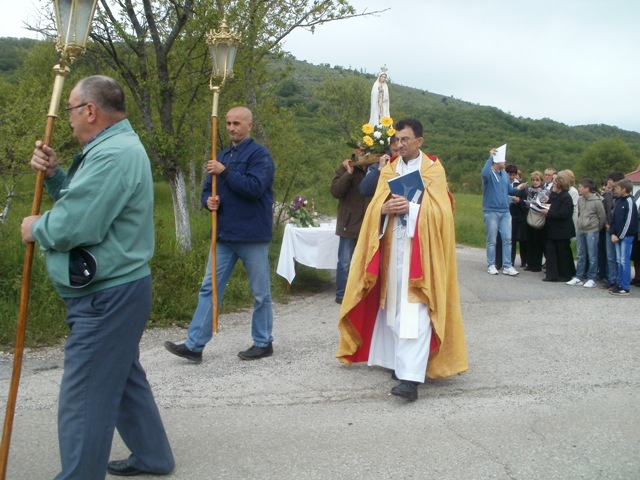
{"left": 482, "top": 151, "right": 640, "bottom": 296}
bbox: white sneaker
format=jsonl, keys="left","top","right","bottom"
{"left": 583, "top": 279, "right": 596, "bottom": 288}
{"left": 503, "top": 266, "right": 519, "bottom": 276}
{"left": 487, "top": 265, "right": 498, "bottom": 275}
{"left": 566, "top": 277, "right": 584, "bottom": 286}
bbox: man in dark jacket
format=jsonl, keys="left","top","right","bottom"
{"left": 331, "top": 153, "right": 372, "bottom": 303}
{"left": 599, "top": 172, "right": 625, "bottom": 288}
{"left": 609, "top": 178, "right": 638, "bottom": 295}
{"left": 165, "top": 106, "right": 275, "bottom": 362}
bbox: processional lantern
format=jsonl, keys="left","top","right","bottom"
{"left": 205, "top": 18, "right": 240, "bottom": 335}
{"left": 54, "top": 0, "right": 98, "bottom": 65}
{"left": 206, "top": 18, "right": 240, "bottom": 82}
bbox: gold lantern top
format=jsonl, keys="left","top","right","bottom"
{"left": 206, "top": 19, "right": 240, "bottom": 81}
{"left": 54, "top": 0, "right": 98, "bottom": 63}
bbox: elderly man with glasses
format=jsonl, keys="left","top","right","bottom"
{"left": 22, "top": 75, "right": 174, "bottom": 478}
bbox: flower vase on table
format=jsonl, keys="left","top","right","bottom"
{"left": 287, "top": 195, "right": 319, "bottom": 228}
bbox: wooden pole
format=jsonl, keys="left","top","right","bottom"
{"left": 211, "top": 86, "right": 220, "bottom": 334}
{"left": 0, "top": 63, "right": 69, "bottom": 480}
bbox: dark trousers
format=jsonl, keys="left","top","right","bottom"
{"left": 597, "top": 229, "right": 608, "bottom": 280}
{"left": 631, "top": 238, "right": 640, "bottom": 282}
{"left": 525, "top": 225, "right": 545, "bottom": 271}
{"left": 544, "top": 238, "right": 576, "bottom": 281}
{"left": 514, "top": 240, "right": 528, "bottom": 266}
{"left": 56, "top": 276, "right": 174, "bottom": 479}
{"left": 495, "top": 232, "right": 503, "bottom": 269}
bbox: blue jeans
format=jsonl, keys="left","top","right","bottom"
{"left": 605, "top": 231, "right": 618, "bottom": 285}
{"left": 575, "top": 231, "right": 599, "bottom": 281}
{"left": 336, "top": 237, "right": 357, "bottom": 301}
{"left": 186, "top": 242, "right": 274, "bottom": 351}
{"left": 484, "top": 211, "right": 513, "bottom": 268}
{"left": 614, "top": 235, "right": 634, "bottom": 290}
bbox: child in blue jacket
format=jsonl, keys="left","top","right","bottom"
{"left": 609, "top": 179, "right": 638, "bottom": 295}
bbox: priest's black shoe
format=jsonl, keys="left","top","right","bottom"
{"left": 391, "top": 380, "right": 419, "bottom": 401}
{"left": 164, "top": 341, "right": 202, "bottom": 363}
{"left": 107, "top": 459, "right": 158, "bottom": 477}
{"left": 238, "top": 342, "right": 273, "bottom": 360}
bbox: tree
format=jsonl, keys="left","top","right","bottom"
{"left": 0, "top": 42, "right": 79, "bottom": 224}
{"left": 83, "top": 0, "right": 384, "bottom": 251}
{"left": 574, "top": 137, "right": 639, "bottom": 183}
{"left": 88, "top": 0, "right": 207, "bottom": 252}
{"left": 223, "top": 0, "right": 383, "bottom": 141}
{"left": 316, "top": 74, "right": 371, "bottom": 138}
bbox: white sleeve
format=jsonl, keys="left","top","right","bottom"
{"left": 407, "top": 203, "right": 421, "bottom": 238}
{"left": 379, "top": 214, "right": 390, "bottom": 239}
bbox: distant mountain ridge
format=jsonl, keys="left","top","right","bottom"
{"left": 269, "top": 54, "right": 640, "bottom": 192}
{"left": 2, "top": 37, "right": 638, "bottom": 195}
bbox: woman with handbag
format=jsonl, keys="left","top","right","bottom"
{"left": 541, "top": 170, "right": 577, "bottom": 282}
{"left": 524, "top": 171, "right": 546, "bottom": 272}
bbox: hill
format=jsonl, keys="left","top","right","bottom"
{"left": 1, "top": 38, "right": 639, "bottom": 202}
{"left": 268, "top": 55, "right": 640, "bottom": 194}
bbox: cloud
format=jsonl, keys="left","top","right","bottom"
{"left": 284, "top": 0, "right": 640, "bottom": 132}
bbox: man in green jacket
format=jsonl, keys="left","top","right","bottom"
{"left": 21, "top": 75, "right": 174, "bottom": 478}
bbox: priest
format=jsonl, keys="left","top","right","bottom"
{"left": 336, "top": 118, "right": 468, "bottom": 401}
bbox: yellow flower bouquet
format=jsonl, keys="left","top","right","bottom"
{"left": 347, "top": 116, "right": 396, "bottom": 155}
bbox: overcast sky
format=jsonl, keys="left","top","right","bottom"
{"left": 2, "top": 0, "right": 639, "bottom": 133}
{"left": 286, "top": 0, "right": 640, "bottom": 133}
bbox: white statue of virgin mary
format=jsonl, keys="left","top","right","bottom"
{"left": 368, "top": 66, "right": 390, "bottom": 126}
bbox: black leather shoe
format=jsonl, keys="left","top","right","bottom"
{"left": 238, "top": 343, "right": 273, "bottom": 360}
{"left": 391, "top": 371, "right": 398, "bottom": 380}
{"left": 107, "top": 459, "right": 149, "bottom": 477}
{"left": 391, "top": 380, "right": 418, "bottom": 401}
{"left": 164, "top": 341, "right": 202, "bottom": 363}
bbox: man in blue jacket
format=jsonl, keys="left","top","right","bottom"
{"left": 481, "top": 147, "right": 524, "bottom": 276}
{"left": 609, "top": 178, "right": 638, "bottom": 295}
{"left": 165, "top": 106, "right": 276, "bottom": 362}
{"left": 22, "top": 75, "right": 174, "bottom": 478}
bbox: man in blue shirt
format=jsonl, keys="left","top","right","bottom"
{"left": 481, "top": 147, "right": 524, "bottom": 276}
{"left": 165, "top": 106, "right": 275, "bottom": 362}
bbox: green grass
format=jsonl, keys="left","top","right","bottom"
{"left": 452, "top": 193, "right": 485, "bottom": 248}
{"left": 0, "top": 179, "right": 484, "bottom": 349}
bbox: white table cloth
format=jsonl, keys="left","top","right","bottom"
{"left": 276, "top": 222, "right": 340, "bottom": 284}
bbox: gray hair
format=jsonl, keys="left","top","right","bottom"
{"left": 77, "top": 75, "right": 126, "bottom": 114}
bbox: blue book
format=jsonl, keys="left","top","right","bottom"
{"left": 388, "top": 169, "right": 425, "bottom": 204}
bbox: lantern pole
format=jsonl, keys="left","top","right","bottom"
{"left": 206, "top": 18, "right": 240, "bottom": 334}
{"left": 0, "top": 1, "right": 97, "bottom": 477}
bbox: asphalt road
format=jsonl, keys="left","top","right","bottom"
{"left": 1, "top": 245, "right": 639, "bottom": 479}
